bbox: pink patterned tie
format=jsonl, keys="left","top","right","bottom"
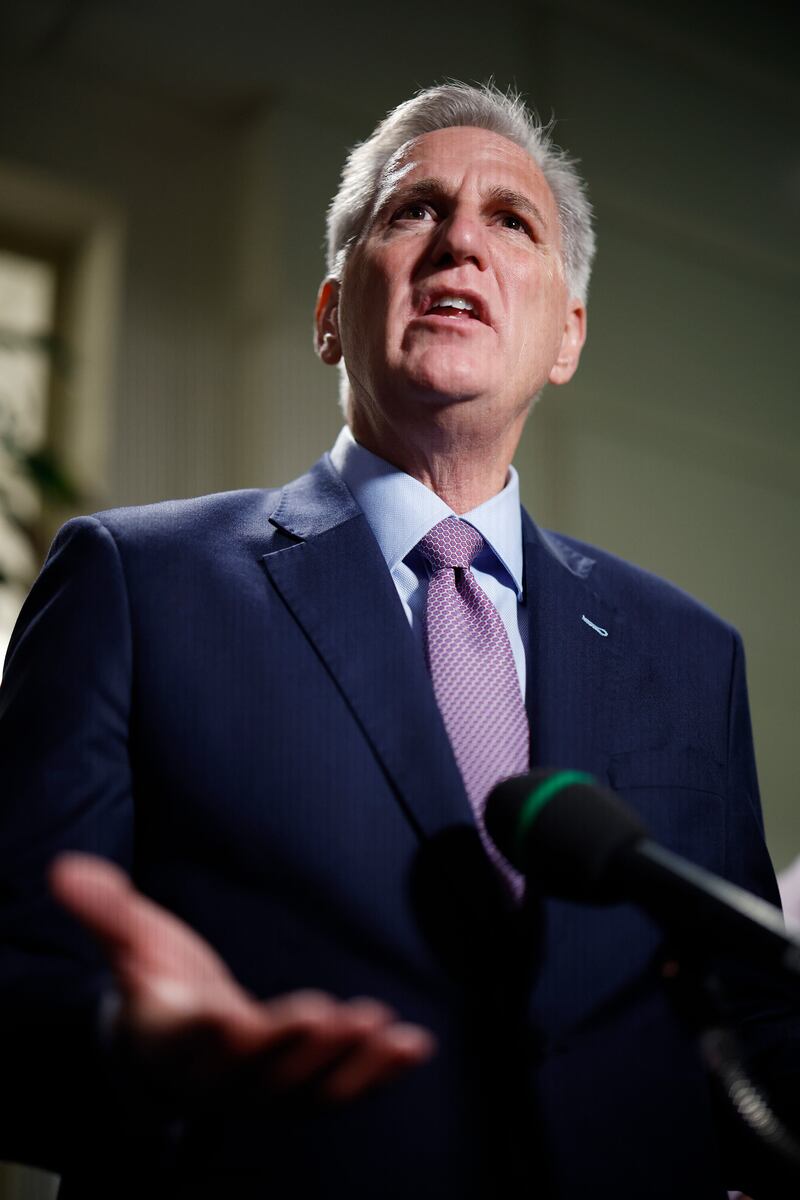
{"left": 417, "top": 518, "right": 529, "bottom": 892}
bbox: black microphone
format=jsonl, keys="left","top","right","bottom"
{"left": 485, "top": 769, "right": 800, "bottom": 981}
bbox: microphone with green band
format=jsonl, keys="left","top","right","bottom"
{"left": 485, "top": 769, "right": 800, "bottom": 981}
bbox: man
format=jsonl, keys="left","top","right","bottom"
{"left": 0, "top": 83, "right": 794, "bottom": 1198}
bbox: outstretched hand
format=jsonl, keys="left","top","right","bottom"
{"left": 49, "top": 853, "right": 435, "bottom": 1105}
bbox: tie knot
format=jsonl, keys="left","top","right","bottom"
{"left": 416, "top": 518, "right": 484, "bottom": 572}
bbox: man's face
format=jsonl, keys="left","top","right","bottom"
{"left": 320, "top": 126, "right": 585, "bottom": 432}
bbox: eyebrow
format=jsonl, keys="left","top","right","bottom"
{"left": 482, "top": 185, "right": 548, "bottom": 230}
{"left": 379, "top": 177, "right": 549, "bottom": 231}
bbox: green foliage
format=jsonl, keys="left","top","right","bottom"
{"left": 19, "top": 447, "right": 80, "bottom": 505}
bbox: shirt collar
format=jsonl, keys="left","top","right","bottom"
{"left": 328, "top": 425, "right": 523, "bottom": 599}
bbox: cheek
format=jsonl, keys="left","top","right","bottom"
{"left": 509, "top": 302, "right": 563, "bottom": 380}
{"left": 348, "top": 266, "right": 394, "bottom": 345}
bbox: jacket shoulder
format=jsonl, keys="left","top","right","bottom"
{"left": 89, "top": 487, "right": 282, "bottom": 543}
{"left": 544, "top": 528, "right": 738, "bottom": 640}
{"left": 41, "top": 489, "right": 291, "bottom": 589}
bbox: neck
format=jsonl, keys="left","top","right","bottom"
{"left": 350, "top": 400, "right": 528, "bottom": 514}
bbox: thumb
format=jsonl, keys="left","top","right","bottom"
{"left": 48, "top": 852, "right": 239, "bottom": 990}
{"left": 49, "top": 852, "right": 141, "bottom": 958}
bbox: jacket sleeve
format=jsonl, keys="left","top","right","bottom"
{"left": 716, "top": 629, "right": 800, "bottom": 1196}
{"left": 0, "top": 517, "right": 172, "bottom": 1171}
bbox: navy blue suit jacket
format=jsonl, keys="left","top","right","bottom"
{"left": 0, "top": 454, "right": 790, "bottom": 1198}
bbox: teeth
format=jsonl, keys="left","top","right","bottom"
{"left": 429, "top": 296, "right": 476, "bottom": 313}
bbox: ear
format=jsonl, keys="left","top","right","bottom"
{"left": 314, "top": 278, "right": 342, "bottom": 365}
{"left": 548, "top": 299, "right": 587, "bottom": 386}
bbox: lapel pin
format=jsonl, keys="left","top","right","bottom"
{"left": 581, "top": 614, "right": 609, "bottom": 637}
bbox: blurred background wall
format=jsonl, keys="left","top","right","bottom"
{"left": 0, "top": 0, "right": 797, "bottom": 1192}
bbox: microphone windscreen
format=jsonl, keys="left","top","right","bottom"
{"left": 485, "top": 771, "right": 647, "bottom": 901}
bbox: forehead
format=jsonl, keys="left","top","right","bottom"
{"left": 382, "top": 126, "right": 558, "bottom": 222}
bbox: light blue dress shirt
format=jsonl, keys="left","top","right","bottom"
{"left": 329, "top": 426, "right": 526, "bottom": 699}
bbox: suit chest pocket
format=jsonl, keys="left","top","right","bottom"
{"left": 607, "top": 746, "right": 726, "bottom": 877}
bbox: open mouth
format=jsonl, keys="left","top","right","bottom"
{"left": 426, "top": 297, "right": 479, "bottom": 320}
{"left": 417, "top": 292, "right": 490, "bottom": 325}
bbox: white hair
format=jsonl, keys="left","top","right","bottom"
{"left": 325, "top": 81, "right": 596, "bottom": 304}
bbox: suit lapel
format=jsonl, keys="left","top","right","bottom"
{"left": 522, "top": 511, "right": 623, "bottom": 778}
{"left": 262, "top": 469, "right": 625, "bottom": 849}
{"left": 261, "top": 457, "right": 472, "bottom": 841}
{"left": 520, "top": 513, "right": 648, "bottom": 1033}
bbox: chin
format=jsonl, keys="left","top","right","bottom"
{"left": 405, "top": 353, "right": 492, "bottom": 404}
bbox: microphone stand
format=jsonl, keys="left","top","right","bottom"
{"left": 659, "top": 951, "right": 800, "bottom": 1185}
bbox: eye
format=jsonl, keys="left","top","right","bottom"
{"left": 498, "top": 212, "right": 533, "bottom": 237}
{"left": 391, "top": 203, "right": 435, "bottom": 223}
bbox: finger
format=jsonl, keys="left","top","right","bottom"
{"left": 225, "top": 992, "right": 392, "bottom": 1062}
{"left": 320, "top": 1023, "right": 436, "bottom": 1102}
{"left": 262, "top": 997, "right": 396, "bottom": 1089}
{"left": 221, "top": 989, "right": 336, "bottom": 1057}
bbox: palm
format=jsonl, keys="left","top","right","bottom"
{"left": 50, "top": 854, "right": 251, "bottom": 1034}
{"left": 49, "top": 852, "right": 434, "bottom": 1101}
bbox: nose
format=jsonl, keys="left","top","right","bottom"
{"left": 430, "top": 209, "right": 488, "bottom": 271}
